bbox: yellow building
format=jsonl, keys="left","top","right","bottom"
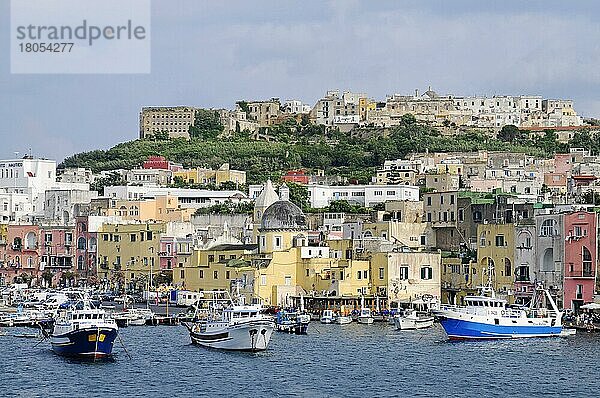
{"left": 174, "top": 163, "right": 246, "bottom": 186}
{"left": 96, "top": 222, "right": 166, "bottom": 288}
{"left": 359, "top": 97, "right": 376, "bottom": 121}
{"left": 106, "top": 195, "right": 194, "bottom": 222}
{"left": 0, "top": 224, "right": 7, "bottom": 245}
{"left": 476, "top": 223, "right": 516, "bottom": 300}
{"left": 440, "top": 257, "right": 478, "bottom": 305}
{"left": 373, "top": 251, "right": 442, "bottom": 304}
{"left": 435, "top": 162, "right": 463, "bottom": 175}
{"left": 173, "top": 242, "right": 255, "bottom": 291}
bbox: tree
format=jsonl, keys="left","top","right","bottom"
{"left": 497, "top": 125, "right": 521, "bottom": 143}
{"left": 286, "top": 182, "right": 309, "bottom": 211}
{"left": 90, "top": 171, "right": 126, "bottom": 193}
{"left": 189, "top": 109, "right": 224, "bottom": 139}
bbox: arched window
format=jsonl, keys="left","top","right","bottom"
{"left": 540, "top": 219, "right": 556, "bottom": 237}
{"left": 504, "top": 258, "right": 512, "bottom": 277}
{"left": 77, "top": 237, "right": 86, "bottom": 250}
{"left": 25, "top": 232, "right": 37, "bottom": 250}
{"left": 583, "top": 246, "right": 593, "bottom": 276}
{"left": 542, "top": 248, "right": 554, "bottom": 271}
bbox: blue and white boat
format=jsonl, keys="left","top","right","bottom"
{"left": 50, "top": 301, "right": 118, "bottom": 359}
{"left": 433, "top": 285, "right": 563, "bottom": 340}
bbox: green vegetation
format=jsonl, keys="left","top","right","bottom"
{"left": 193, "top": 200, "right": 254, "bottom": 215}
{"left": 61, "top": 114, "right": 577, "bottom": 186}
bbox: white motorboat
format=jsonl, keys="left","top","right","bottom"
{"left": 320, "top": 309, "right": 335, "bottom": 324}
{"left": 394, "top": 309, "right": 434, "bottom": 330}
{"left": 185, "top": 290, "right": 274, "bottom": 351}
{"left": 357, "top": 308, "right": 374, "bottom": 324}
{"left": 335, "top": 315, "right": 353, "bottom": 325}
{"left": 357, "top": 296, "right": 374, "bottom": 324}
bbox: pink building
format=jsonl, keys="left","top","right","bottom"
{"left": 0, "top": 224, "right": 41, "bottom": 285}
{"left": 553, "top": 154, "right": 573, "bottom": 175}
{"left": 39, "top": 225, "right": 75, "bottom": 286}
{"left": 159, "top": 236, "right": 177, "bottom": 271}
{"left": 563, "top": 211, "right": 597, "bottom": 310}
{"left": 75, "top": 216, "right": 98, "bottom": 282}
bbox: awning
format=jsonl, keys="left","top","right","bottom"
{"left": 580, "top": 303, "right": 600, "bottom": 310}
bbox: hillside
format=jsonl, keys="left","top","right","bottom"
{"left": 60, "top": 116, "right": 576, "bottom": 184}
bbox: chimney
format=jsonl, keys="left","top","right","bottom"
{"left": 415, "top": 89, "right": 419, "bottom": 98}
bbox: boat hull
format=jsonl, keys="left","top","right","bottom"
{"left": 395, "top": 316, "right": 434, "bottom": 330}
{"left": 439, "top": 318, "right": 562, "bottom": 339}
{"left": 189, "top": 320, "right": 274, "bottom": 351}
{"left": 50, "top": 327, "right": 118, "bottom": 358}
{"left": 335, "top": 316, "right": 353, "bottom": 325}
{"left": 358, "top": 316, "right": 374, "bottom": 324}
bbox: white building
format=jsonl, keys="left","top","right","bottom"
{"left": 307, "top": 184, "right": 419, "bottom": 208}
{"left": 103, "top": 186, "right": 249, "bottom": 209}
{"left": 44, "top": 189, "right": 99, "bottom": 224}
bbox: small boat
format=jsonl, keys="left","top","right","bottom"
{"left": 112, "top": 308, "right": 155, "bottom": 326}
{"left": 357, "top": 308, "right": 374, "bottom": 324}
{"left": 320, "top": 309, "right": 334, "bottom": 324}
{"left": 185, "top": 291, "right": 274, "bottom": 351}
{"left": 335, "top": 314, "right": 353, "bottom": 325}
{"left": 394, "top": 309, "right": 434, "bottom": 330}
{"left": 357, "top": 296, "right": 374, "bottom": 324}
{"left": 49, "top": 300, "right": 118, "bottom": 359}
{"left": 276, "top": 310, "right": 310, "bottom": 334}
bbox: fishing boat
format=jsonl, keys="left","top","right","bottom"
{"left": 184, "top": 290, "right": 274, "bottom": 351}
{"left": 394, "top": 309, "right": 434, "bottom": 330}
{"left": 275, "top": 310, "right": 310, "bottom": 334}
{"left": 49, "top": 301, "right": 118, "bottom": 359}
{"left": 320, "top": 309, "right": 335, "bottom": 324}
{"left": 433, "top": 262, "right": 563, "bottom": 340}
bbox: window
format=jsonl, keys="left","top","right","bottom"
{"left": 199, "top": 270, "right": 204, "bottom": 278}
{"left": 306, "top": 269, "right": 310, "bottom": 277}
{"left": 219, "top": 255, "right": 225, "bottom": 261}
{"left": 440, "top": 196, "right": 444, "bottom": 205}
{"left": 458, "top": 209, "right": 464, "bottom": 222}
{"left": 274, "top": 236, "right": 282, "bottom": 250}
{"left": 339, "top": 271, "right": 344, "bottom": 280}
{"left": 130, "top": 234, "right": 136, "bottom": 242}
{"left": 576, "top": 284, "right": 583, "bottom": 300}
{"left": 540, "top": 219, "right": 555, "bottom": 237}
{"left": 180, "top": 270, "right": 185, "bottom": 279}
{"left": 574, "top": 226, "right": 583, "bottom": 238}
{"left": 427, "top": 212, "right": 432, "bottom": 222}
{"left": 374, "top": 191, "right": 383, "bottom": 196}
{"left": 226, "top": 271, "right": 230, "bottom": 279}
{"left": 147, "top": 231, "right": 152, "bottom": 240}
{"left": 504, "top": 259, "right": 512, "bottom": 277}
{"left": 45, "top": 233, "right": 52, "bottom": 243}
{"left": 495, "top": 235, "right": 505, "bottom": 247}
{"left": 379, "top": 267, "right": 384, "bottom": 280}
{"left": 399, "top": 266, "right": 409, "bottom": 280}
{"left": 357, "top": 271, "right": 362, "bottom": 280}
{"left": 284, "top": 276, "right": 291, "bottom": 286}
{"left": 213, "top": 270, "right": 218, "bottom": 279}
{"left": 208, "top": 255, "right": 215, "bottom": 263}
{"left": 260, "top": 275, "right": 267, "bottom": 286}
{"left": 420, "top": 266, "right": 433, "bottom": 280}
{"left": 427, "top": 197, "right": 432, "bottom": 206}
{"left": 77, "top": 237, "right": 86, "bottom": 250}
{"left": 583, "top": 247, "right": 593, "bottom": 276}
{"left": 450, "top": 195, "right": 455, "bottom": 205}
{"left": 363, "top": 270, "right": 368, "bottom": 279}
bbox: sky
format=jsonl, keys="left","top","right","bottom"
{"left": 1, "top": 0, "right": 600, "bottom": 161}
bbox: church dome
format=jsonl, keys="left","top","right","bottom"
{"left": 260, "top": 201, "right": 307, "bottom": 231}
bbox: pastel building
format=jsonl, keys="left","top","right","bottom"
{"left": 563, "top": 211, "right": 596, "bottom": 310}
